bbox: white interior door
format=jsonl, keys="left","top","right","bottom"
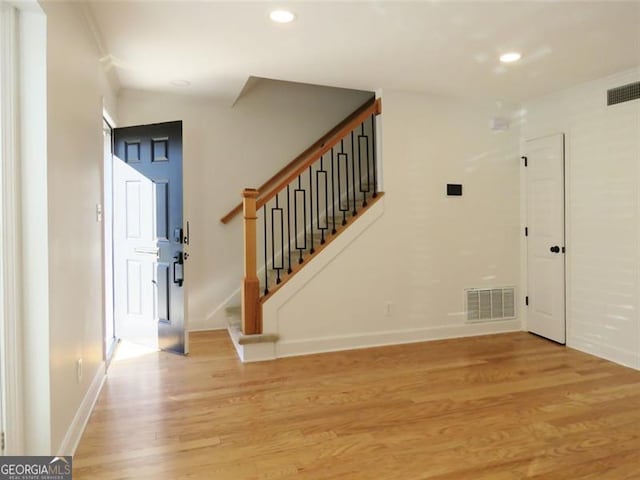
{"left": 113, "top": 157, "right": 158, "bottom": 349}
{"left": 526, "top": 133, "right": 566, "bottom": 344}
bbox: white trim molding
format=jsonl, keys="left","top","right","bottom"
{"left": 57, "top": 364, "right": 106, "bottom": 456}
{"left": 277, "top": 320, "right": 522, "bottom": 359}
{"left": 0, "top": 1, "right": 25, "bottom": 454}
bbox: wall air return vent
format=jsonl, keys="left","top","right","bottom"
{"left": 607, "top": 82, "right": 640, "bottom": 106}
{"left": 465, "top": 287, "right": 516, "bottom": 323}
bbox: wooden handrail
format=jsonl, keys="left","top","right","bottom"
{"left": 257, "top": 98, "right": 381, "bottom": 210}
{"left": 220, "top": 96, "right": 380, "bottom": 224}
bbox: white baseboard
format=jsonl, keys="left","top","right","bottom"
{"left": 276, "top": 320, "right": 522, "bottom": 358}
{"left": 568, "top": 336, "right": 639, "bottom": 371}
{"left": 57, "top": 362, "right": 106, "bottom": 456}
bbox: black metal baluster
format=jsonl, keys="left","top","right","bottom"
{"left": 309, "top": 165, "right": 315, "bottom": 254}
{"left": 338, "top": 139, "right": 349, "bottom": 225}
{"left": 263, "top": 204, "right": 268, "bottom": 295}
{"left": 324, "top": 161, "right": 329, "bottom": 236}
{"left": 330, "top": 147, "right": 337, "bottom": 234}
{"left": 279, "top": 200, "right": 284, "bottom": 281}
{"left": 316, "top": 155, "right": 328, "bottom": 244}
{"left": 359, "top": 122, "right": 370, "bottom": 207}
{"left": 350, "top": 130, "right": 357, "bottom": 216}
{"left": 271, "top": 193, "right": 283, "bottom": 285}
{"left": 371, "top": 114, "right": 378, "bottom": 198}
{"left": 286, "top": 184, "right": 292, "bottom": 274}
{"left": 294, "top": 176, "right": 306, "bottom": 264}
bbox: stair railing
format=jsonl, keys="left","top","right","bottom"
{"left": 240, "top": 98, "right": 381, "bottom": 334}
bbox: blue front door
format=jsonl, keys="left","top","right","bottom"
{"left": 114, "top": 121, "right": 186, "bottom": 354}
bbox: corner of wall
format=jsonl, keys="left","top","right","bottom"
{"left": 40, "top": 0, "right": 120, "bottom": 452}
{"left": 190, "top": 289, "right": 241, "bottom": 331}
{"left": 522, "top": 68, "right": 640, "bottom": 370}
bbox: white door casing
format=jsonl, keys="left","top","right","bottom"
{"left": 103, "top": 118, "right": 116, "bottom": 362}
{"left": 113, "top": 157, "right": 158, "bottom": 349}
{"left": 526, "top": 133, "right": 566, "bottom": 344}
{"left": 0, "top": 1, "right": 24, "bottom": 453}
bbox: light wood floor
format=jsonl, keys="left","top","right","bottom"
{"left": 74, "top": 331, "right": 640, "bottom": 479}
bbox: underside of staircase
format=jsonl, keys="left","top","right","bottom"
{"left": 220, "top": 97, "right": 383, "bottom": 361}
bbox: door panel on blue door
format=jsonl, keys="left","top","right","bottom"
{"left": 126, "top": 260, "right": 142, "bottom": 316}
{"left": 156, "top": 263, "right": 170, "bottom": 323}
{"left": 113, "top": 162, "right": 155, "bottom": 348}
{"left": 125, "top": 181, "right": 142, "bottom": 238}
{"left": 155, "top": 181, "right": 169, "bottom": 240}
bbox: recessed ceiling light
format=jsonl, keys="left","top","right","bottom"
{"left": 500, "top": 52, "right": 522, "bottom": 63}
{"left": 270, "top": 9, "right": 295, "bottom": 23}
{"left": 170, "top": 79, "right": 191, "bottom": 87}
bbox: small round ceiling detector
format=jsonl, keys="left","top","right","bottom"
{"left": 270, "top": 9, "right": 296, "bottom": 23}
{"left": 500, "top": 52, "right": 522, "bottom": 63}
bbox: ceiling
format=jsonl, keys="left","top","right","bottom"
{"left": 86, "top": 1, "right": 640, "bottom": 104}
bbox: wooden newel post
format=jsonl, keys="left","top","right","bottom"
{"left": 242, "top": 189, "right": 261, "bottom": 334}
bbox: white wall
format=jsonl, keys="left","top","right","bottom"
{"left": 117, "top": 82, "right": 372, "bottom": 330}
{"left": 38, "top": 0, "right": 116, "bottom": 453}
{"left": 522, "top": 68, "right": 640, "bottom": 370}
{"left": 263, "top": 90, "right": 522, "bottom": 356}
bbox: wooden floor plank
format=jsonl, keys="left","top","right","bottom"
{"left": 74, "top": 332, "right": 640, "bottom": 479}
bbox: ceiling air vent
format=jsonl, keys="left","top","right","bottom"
{"left": 466, "top": 287, "right": 516, "bottom": 323}
{"left": 607, "top": 81, "right": 640, "bottom": 106}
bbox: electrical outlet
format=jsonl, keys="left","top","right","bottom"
{"left": 96, "top": 204, "right": 103, "bottom": 223}
{"left": 384, "top": 301, "right": 393, "bottom": 317}
{"left": 76, "top": 358, "right": 83, "bottom": 383}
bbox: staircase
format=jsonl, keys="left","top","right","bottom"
{"left": 259, "top": 181, "right": 377, "bottom": 300}
{"left": 220, "top": 97, "right": 383, "bottom": 360}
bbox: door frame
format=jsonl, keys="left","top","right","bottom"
{"left": 102, "top": 112, "right": 117, "bottom": 366}
{"left": 522, "top": 132, "right": 567, "bottom": 343}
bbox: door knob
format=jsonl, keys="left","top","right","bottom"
{"left": 550, "top": 246, "right": 560, "bottom": 253}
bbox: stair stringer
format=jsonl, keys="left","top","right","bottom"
{"left": 261, "top": 197, "right": 386, "bottom": 356}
